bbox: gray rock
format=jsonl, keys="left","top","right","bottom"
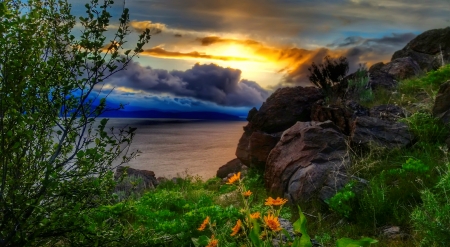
{"left": 114, "top": 166, "right": 158, "bottom": 189}
{"left": 351, "top": 116, "right": 414, "bottom": 149}
{"left": 265, "top": 121, "right": 351, "bottom": 203}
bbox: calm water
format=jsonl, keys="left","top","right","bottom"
{"left": 106, "top": 118, "right": 245, "bottom": 179}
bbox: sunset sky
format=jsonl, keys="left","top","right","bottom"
{"left": 71, "top": 0, "right": 450, "bottom": 118}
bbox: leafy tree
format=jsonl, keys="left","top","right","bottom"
{"left": 0, "top": 0, "right": 151, "bottom": 245}
{"left": 308, "top": 55, "right": 349, "bottom": 96}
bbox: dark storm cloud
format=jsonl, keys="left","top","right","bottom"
{"left": 104, "top": 62, "right": 270, "bottom": 107}
{"left": 328, "top": 33, "right": 416, "bottom": 48}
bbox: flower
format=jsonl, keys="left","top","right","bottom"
{"left": 265, "top": 196, "right": 288, "bottom": 206}
{"left": 250, "top": 212, "right": 260, "bottom": 219}
{"left": 206, "top": 235, "right": 218, "bottom": 247}
{"left": 264, "top": 213, "right": 282, "bottom": 232}
{"left": 242, "top": 190, "right": 252, "bottom": 197}
{"left": 226, "top": 172, "right": 241, "bottom": 184}
{"left": 230, "top": 219, "right": 242, "bottom": 236}
{"left": 197, "top": 216, "right": 210, "bottom": 231}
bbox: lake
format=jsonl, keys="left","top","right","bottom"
{"left": 106, "top": 118, "right": 245, "bottom": 180}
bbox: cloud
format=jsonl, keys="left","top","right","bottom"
{"left": 141, "top": 47, "right": 253, "bottom": 61}
{"left": 328, "top": 33, "right": 416, "bottom": 48}
{"left": 130, "top": 21, "right": 167, "bottom": 34}
{"left": 103, "top": 62, "right": 270, "bottom": 107}
{"left": 197, "top": 36, "right": 262, "bottom": 47}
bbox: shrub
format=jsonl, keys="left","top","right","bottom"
{"left": 401, "top": 112, "right": 450, "bottom": 144}
{"left": 327, "top": 181, "right": 357, "bottom": 219}
{"left": 308, "top": 55, "right": 349, "bottom": 97}
{"left": 412, "top": 157, "right": 450, "bottom": 246}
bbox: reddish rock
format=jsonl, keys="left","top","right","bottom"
{"left": 246, "top": 86, "right": 323, "bottom": 133}
{"left": 216, "top": 158, "right": 242, "bottom": 178}
{"left": 236, "top": 131, "right": 252, "bottom": 165}
{"left": 432, "top": 80, "right": 450, "bottom": 124}
{"left": 248, "top": 131, "right": 282, "bottom": 168}
{"left": 265, "top": 121, "right": 350, "bottom": 203}
{"left": 236, "top": 131, "right": 281, "bottom": 168}
{"left": 351, "top": 116, "right": 414, "bottom": 149}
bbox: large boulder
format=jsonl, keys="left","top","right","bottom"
{"left": 432, "top": 80, "right": 450, "bottom": 125}
{"left": 235, "top": 130, "right": 282, "bottom": 168}
{"left": 216, "top": 158, "right": 242, "bottom": 178}
{"left": 265, "top": 121, "right": 351, "bottom": 203}
{"left": 368, "top": 57, "right": 421, "bottom": 89}
{"left": 351, "top": 116, "right": 414, "bottom": 149}
{"left": 392, "top": 27, "right": 450, "bottom": 71}
{"left": 236, "top": 86, "right": 323, "bottom": 168}
{"left": 245, "top": 86, "right": 323, "bottom": 133}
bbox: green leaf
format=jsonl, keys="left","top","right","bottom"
{"left": 336, "top": 237, "right": 378, "bottom": 247}
{"left": 292, "top": 206, "right": 312, "bottom": 247}
{"left": 249, "top": 219, "right": 263, "bottom": 247}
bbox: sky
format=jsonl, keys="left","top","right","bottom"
{"left": 70, "top": 0, "right": 450, "bottom": 118}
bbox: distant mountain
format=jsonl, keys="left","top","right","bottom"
{"left": 100, "top": 109, "right": 243, "bottom": 120}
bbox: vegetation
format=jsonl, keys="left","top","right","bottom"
{"left": 0, "top": 0, "right": 150, "bottom": 245}
{"left": 308, "top": 55, "right": 349, "bottom": 97}
{"left": 2, "top": 0, "right": 450, "bottom": 246}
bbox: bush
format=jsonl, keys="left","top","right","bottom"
{"left": 0, "top": 0, "right": 151, "bottom": 245}
{"left": 327, "top": 181, "right": 357, "bottom": 219}
{"left": 412, "top": 158, "right": 450, "bottom": 246}
{"left": 308, "top": 55, "right": 349, "bottom": 97}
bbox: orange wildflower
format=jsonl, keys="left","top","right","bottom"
{"left": 230, "top": 219, "right": 242, "bottom": 236}
{"left": 250, "top": 212, "right": 260, "bottom": 219}
{"left": 242, "top": 190, "right": 252, "bottom": 197}
{"left": 264, "top": 196, "right": 288, "bottom": 206}
{"left": 226, "top": 172, "right": 241, "bottom": 184}
{"left": 264, "top": 213, "right": 282, "bottom": 231}
{"left": 206, "top": 235, "right": 218, "bottom": 247}
{"left": 197, "top": 216, "right": 210, "bottom": 231}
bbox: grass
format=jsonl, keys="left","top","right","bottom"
{"left": 83, "top": 64, "right": 450, "bottom": 246}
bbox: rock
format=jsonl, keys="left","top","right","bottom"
{"left": 381, "top": 226, "right": 408, "bottom": 240}
{"left": 368, "top": 62, "right": 396, "bottom": 89}
{"left": 236, "top": 131, "right": 282, "bottom": 168}
{"left": 246, "top": 86, "right": 323, "bottom": 133}
{"left": 265, "top": 121, "right": 351, "bottom": 203}
{"left": 384, "top": 57, "right": 421, "bottom": 80}
{"left": 370, "top": 104, "right": 408, "bottom": 122}
{"left": 432, "top": 80, "right": 450, "bottom": 124}
{"left": 368, "top": 57, "right": 421, "bottom": 89}
{"left": 392, "top": 27, "right": 450, "bottom": 71}
{"left": 247, "top": 107, "right": 258, "bottom": 121}
{"left": 311, "top": 100, "right": 368, "bottom": 135}
{"left": 248, "top": 131, "right": 282, "bottom": 168}
{"left": 351, "top": 116, "right": 414, "bottom": 149}
{"left": 114, "top": 166, "right": 158, "bottom": 189}
{"left": 216, "top": 158, "right": 242, "bottom": 178}
{"left": 236, "top": 131, "right": 252, "bottom": 165}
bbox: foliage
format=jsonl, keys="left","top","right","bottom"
{"left": 401, "top": 112, "right": 450, "bottom": 144}
{"left": 410, "top": 148, "right": 450, "bottom": 247}
{"left": 0, "top": 0, "right": 151, "bottom": 245}
{"left": 327, "top": 181, "right": 357, "bottom": 219}
{"left": 346, "top": 65, "right": 373, "bottom": 103}
{"left": 308, "top": 55, "right": 349, "bottom": 96}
